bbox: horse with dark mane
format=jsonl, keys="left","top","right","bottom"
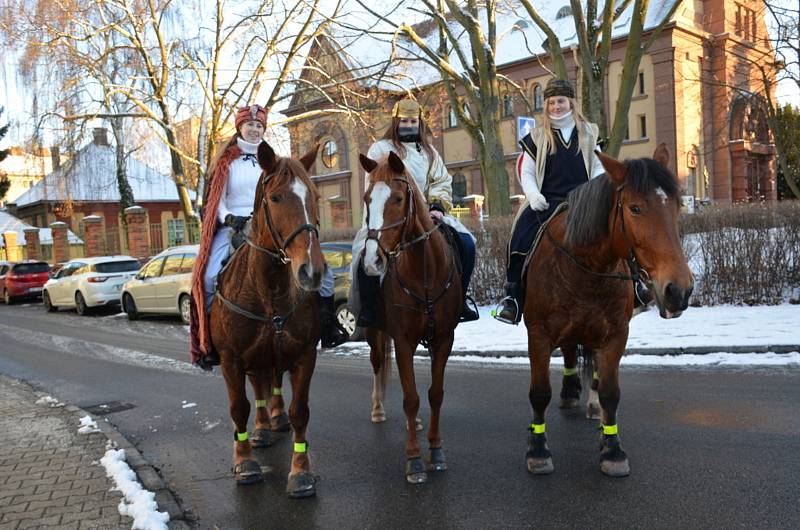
{"left": 522, "top": 145, "right": 693, "bottom": 477}
{"left": 358, "top": 151, "right": 463, "bottom": 484}
{"left": 210, "top": 142, "right": 323, "bottom": 497}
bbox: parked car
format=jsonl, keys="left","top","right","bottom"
{"left": 121, "top": 245, "right": 198, "bottom": 324}
{"left": 0, "top": 260, "right": 51, "bottom": 304}
{"left": 42, "top": 256, "right": 141, "bottom": 315}
{"left": 320, "top": 241, "right": 362, "bottom": 341}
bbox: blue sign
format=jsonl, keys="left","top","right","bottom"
{"left": 517, "top": 116, "right": 536, "bottom": 141}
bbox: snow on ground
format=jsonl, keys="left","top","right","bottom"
{"left": 99, "top": 448, "right": 170, "bottom": 530}
{"left": 35, "top": 395, "right": 65, "bottom": 407}
{"left": 78, "top": 415, "right": 101, "bottom": 434}
{"left": 445, "top": 352, "right": 800, "bottom": 366}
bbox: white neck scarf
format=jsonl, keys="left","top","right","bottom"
{"left": 548, "top": 110, "right": 575, "bottom": 130}
{"left": 237, "top": 137, "right": 260, "bottom": 154}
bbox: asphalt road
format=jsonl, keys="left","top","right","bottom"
{"left": 0, "top": 302, "right": 798, "bottom": 529}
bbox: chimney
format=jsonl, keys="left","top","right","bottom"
{"left": 92, "top": 128, "right": 109, "bottom": 146}
{"left": 50, "top": 146, "right": 61, "bottom": 171}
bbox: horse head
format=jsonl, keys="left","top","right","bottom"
{"left": 596, "top": 144, "right": 694, "bottom": 318}
{"left": 358, "top": 151, "right": 431, "bottom": 277}
{"left": 251, "top": 142, "right": 325, "bottom": 291}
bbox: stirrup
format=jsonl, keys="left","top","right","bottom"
{"left": 459, "top": 295, "right": 480, "bottom": 323}
{"left": 491, "top": 297, "right": 520, "bottom": 325}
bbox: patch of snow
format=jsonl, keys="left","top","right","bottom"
{"left": 202, "top": 420, "right": 220, "bottom": 432}
{"left": 78, "top": 415, "right": 101, "bottom": 434}
{"left": 621, "top": 352, "right": 800, "bottom": 366}
{"left": 35, "top": 395, "right": 65, "bottom": 408}
{"left": 181, "top": 402, "right": 197, "bottom": 409}
{"left": 100, "top": 449, "right": 170, "bottom": 530}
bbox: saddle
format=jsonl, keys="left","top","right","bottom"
{"left": 521, "top": 202, "right": 569, "bottom": 286}
{"left": 436, "top": 222, "right": 464, "bottom": 278}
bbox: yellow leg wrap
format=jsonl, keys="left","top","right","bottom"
{"left": 254, "top": 399, "right": 267, "bottom": 408}
{"left": 593, "top": 371, "right": 599, "bottom": 380}
{"left": 563, "top": 367, "right": 578, "bottom": 376}
{"left": 530, "top": 423, "right": 546, "bottom": 434}
{"left": 272, "top": 387, "right": 282, "bottom": 396}
{"left": 602, "top": 424, "right": 618, "bottom": 436}
{"left": 294, "top": 441, "right": 307, "bottom": 453}
{"left": 236, "top": 431, "right": 249, "bottom": 442}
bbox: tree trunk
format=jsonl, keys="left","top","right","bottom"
{"left": 478, "top": 114, "right": 511, "bottom": 215}
{"left": 109, "top": 118, "right": 135, "bottom": 216}
{"left": 159, "top": 110, "right": 195, "bottom": 220}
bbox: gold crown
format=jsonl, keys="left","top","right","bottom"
{"left": 392, "top": 99, "right": 421, "bottom": 118}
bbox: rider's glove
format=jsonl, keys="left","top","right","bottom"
{"left": 527, "top": 193, "right": 549, "bottom": 212}
{"left": 224, "top": 214, "right": 250, "bottom": 231}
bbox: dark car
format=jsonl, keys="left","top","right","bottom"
{"left": 0, "top": 260, "right": 51, "bottom": 304}
{"left": 321, "top": 241, "right": 362, "bottom": 341}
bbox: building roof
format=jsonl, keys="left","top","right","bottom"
{"left": 13, "top": 140, "right": 195, "bottom": 207}
{"left": 0, "top": 210, "right": 83, "bottom": 247}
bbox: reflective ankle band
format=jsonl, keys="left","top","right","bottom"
{"left": 273, "top": 387, "right": 282, "bottom": 396}
{"left": 235, "top": 431, "right": 249, "bottom": 442}
{"left": 255, "top": 399, "right": 267, "bottom": 408}
{"left": 563, "top": 367, "right": 577, "bottom": 376}
{"left": 294, "top": 442, "right": 307, "bottom": 453}
{"left": 530, "top": 423, "right": 545, "bottom": 434}
{"left": 602, "top": 424, "right": 618, "bottom": 436}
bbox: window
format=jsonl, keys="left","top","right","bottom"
{"left": 162, "top": 254, "right": 183, "bottom": 276}
{"left": 624, "top": 121, "right": 630, "bottom": 141}
{"left": 179, "top": 253, "right": 196, "bottom": 274}
{"left": 167, "top": 219, "right": 186, "bottom": 247}
{"left": 502, "top": 93, "right": 514, "bottom": 117}
{"left": 446, "top": 106, "right": 458, "bottom": 128}
{"left": 322, "top": 140, "right": 338, "bottom": 169}
{"left": 639, "top": 115, "right": 647, "bottom": 138}
{"left": 533, "top": 84, "right": 544, "bottom": 111}
{"left": 556, "top": 6, "right": 572, "bottom": 19}
{"left": 95, "top": 260, "right": 140, "bottom": 273}
{"left": 13, "top": 263, "right": 50, "bottom": 274}
{"left": 638, "top": 72, "right": 645, "bottom": 95}
{"left": 140, "top": 257, "right": 164, "bottom": 279}
{"left": 462, "top": 102, "right": 471, "bottom": 119}
{"left": 0, "top": 265, "right": 8, "bottom": 275}
{"left": 453, "top": 173, "right": 467, "bottom": 205}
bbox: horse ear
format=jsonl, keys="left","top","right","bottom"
{"left": 388, "top": 151, "right": 405, "bottom": 174}
{"left": 299, "top": 143, "right": 319, "bottom": 173}
{"left": 653, "top": 143, "right": 669, "bottom": 168}
{"left": 359, "top": 154, "right": 378, "bottom": 173}
{"left": 597, "top": 151, "right": 626, "bottom": 186}
{"left": 257, "top": 142, "right": 277, "bottom": 173}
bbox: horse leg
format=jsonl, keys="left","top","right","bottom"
{"left": 247, "top": 371, "right": 272, "bottom": 449}
{"left": 426, "top": 333, "right": 453, "bottom": 472}
{"left": 367, "top": 328, "right": 389, "bottom": 423}
{"left": 285, "top": 348, "right": 317, "bottom": 498}
{"left": 527, "top": 329, "right": 554, "bottom": 475}
{"left": 395, "top": 339, "right": 425, "bottom": 484}
{"left": 269, "top": 371, "right": 291, "bottom": 432}
{"left": 585, "top": 349, "right": 602, "bottom": 420}
{"left": 559, "top": 344, "right": 582, "bottom": 409}
{"left": 221, "top": 360, "right": 262, "bottom": 485}
{"left": 596, "top": 341, "right": 630, "bottom": 477}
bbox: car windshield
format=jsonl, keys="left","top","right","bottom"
{"left": 95, "top": 261, "right": 141, "bottom": 273}
{"left": 13, "top": 263, "right": 50, "bottom": 274}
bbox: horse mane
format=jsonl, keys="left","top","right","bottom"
{"left": 564, "top": 157, "right": 680, "bottom": 247}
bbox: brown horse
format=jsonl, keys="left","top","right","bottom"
{"left": 210, "top": 142, "right": 324, "bottom": 497}
{"left": 523, "top": 145, "right": 693, "bottom": 477}
{"left": 358, "top": 152, "right": 462, "bottom": 484}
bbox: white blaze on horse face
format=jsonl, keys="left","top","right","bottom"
{"left": 364, "top": 182, "right": 391, "bottom": 275}
{"left": 655, "top": 187, "right": 668, "bottom": 205}
{"left": 291, "top": 178, "right": 312, "bottom": 264}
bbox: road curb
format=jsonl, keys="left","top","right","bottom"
{"left": 57, "top": 400, "right": 192, "bottom": 529}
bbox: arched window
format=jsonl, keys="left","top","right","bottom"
{"left": 533, "top": 84, "right": 544, "bottom": 111}
{"left": 462, "top": 102, "right": 471, "bottom": 120}
{"left": 321, "top": 139, "right": 338, "bottom": 169}
{"left": 446, "top": 105, "right": 458, "bottom": 128}
{"left": 556, "top": 6, "right": 572, "bottom": 19}
{"left": 502, "top": 93, "right": 514, "bottom": 117}
{"left": 452, "top": 173, "right": 467, "bottom": 205}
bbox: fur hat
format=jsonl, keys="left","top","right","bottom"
{"left": 235, "top": 105, "right": 267, "bottom": 130}
{"left": 543, "top": 78, "right": 576, "bottom": 99}
{"left": 392, "top": 99, "right": 422, "bottom": 119}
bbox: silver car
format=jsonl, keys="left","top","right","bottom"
{"left": 121, "top": 245, "right": 198, "bottom": 324}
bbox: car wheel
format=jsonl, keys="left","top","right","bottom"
{"left": 335, "top": 302, "right": 362, "bottom": 341}
{"left": 123, "top": 293, "right": 139, "bottom": 321}
{"left": 43, "top": 291, "right": 57, "bottom": 312}
{"left": 179, "top": 294, "right": 191, "bottom": 325}
{"left": 75, "top": 292, "right": 90, "bottom": 316}
{"left": 2, "top": 289, "right": 11, "bottom": 305}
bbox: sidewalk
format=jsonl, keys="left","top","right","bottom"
{"left": 0, "top": 374, "right": 188, "bottom": 530}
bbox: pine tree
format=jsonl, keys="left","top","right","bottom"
{"left": 0, "top": 107, "right": 10, "bottom": 202}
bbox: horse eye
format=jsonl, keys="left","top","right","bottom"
{"left": 270, "top": 194, "right": 281, "bottom": 203}
{"left": 629, "top": 204, "right": 641, "bottom": 215}
{"left": 393, "top": 195, "right": 403, "bottom": 204}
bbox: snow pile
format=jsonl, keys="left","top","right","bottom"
{"left": 78, "top": 415, "right": 101, "bottom": 434}
{"left": 100, "top": 449, "right": 170, "bottom": 530}
{"left": 35, "top": 395, "right": 65, "bottom": 407}
{"left": 180, "top": 401, "right": 196, "bottom": 409}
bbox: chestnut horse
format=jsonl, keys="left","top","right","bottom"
{"left": 359, "top": 152, "right": 462, "bottom": 484}
{"left": 523, "top": 145, "right": 693, "bottom": 477}
{"left": 210, "top": 142, "right": 323, "bottom": 497}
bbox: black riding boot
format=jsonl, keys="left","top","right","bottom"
{"left": 198, "top": 347, "right": 220, "bottom": 370}
{"left": 494, "top": 282, "right": 522, "bottom": 325}
{"left": 356, "top": 264, "right": 380, "bottom": 328}
{"left": 460, "top": 296, "right": 480, "bottom": 322}
{"left": 320, "top": 295, "right": 348, "bottom": 348}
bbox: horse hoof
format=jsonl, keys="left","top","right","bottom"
{"left": 270, "top": 412, "right": 291, "bottom": 432}
{"left": 527, "top": 456, "right": 554, "bottom": 475}
{"left": 586, "top": 403, "right": 602, "bottom": 419}
{"left": 233, "top": 460, "right": 263, "bottom": 485}
{"left": 601, "top": 458, "right": 630, "bottom": 477}
{"left": 405, "top": 457, "right": 427, "bottom": 484}
{"left": 250, "top": 428, "right": 272, "bottom": 448}
{"left": 428, "top": 447, "right": 447, "bottom": 472}
{"left": 286, "top": 471, "right": 317, "bottom": 498}
{"left": 559, "top": 397, "right": 580, "bottom": 409}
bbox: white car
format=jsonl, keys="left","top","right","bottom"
{"left": 121, "top": 245, "right": 197, "bottom": 324}
{"left": 43, "top": 256, "right": 141, "bottom": 315}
